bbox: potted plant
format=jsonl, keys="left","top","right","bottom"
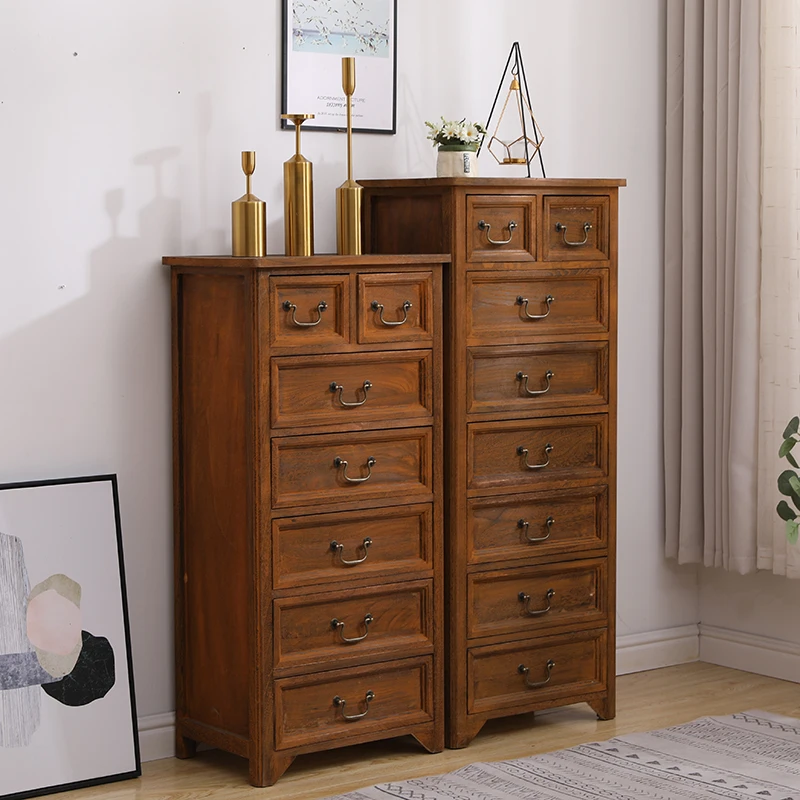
{"left": 425, "top": 117, "right": 486, "bottom": 178}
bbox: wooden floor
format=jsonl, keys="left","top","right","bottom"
{"left": 68, "top": 663, "right": 800, "bottom": 800}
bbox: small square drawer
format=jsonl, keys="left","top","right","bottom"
{"left": 268, "top": 274, "right": 350, "bottom": 349}
{"left": 467, "top": 342, "right": 609, "bottom": 416}
{"left": 468, "top": 629, "right": 607, "bottom": 714}
{"left": 358, "top": 272, "right": 434, "bottom": 345}
{"left": 544, "top": 196, "right": 610, "bottom": 261}
{"left": 467, "top": 415, "right": 608, "bottom": 495}
{"left": 274, "top": 656, "right": 434, "bottom": 750}
{"left": 273, "top": 504, "right": 433, "bottom": 590}
{"left": 274, "top": 579, "right": 433, "bottom": 673}
{"left": 467, "top": 559, "right": 607, "bottom": 641}
{"left": 467, "top": 486, "right": 608, "bottom": 566}
{"left": 271, "top": 349, "right": 433, "bottom": 429}
{"left": 466, "top": 196, "right": 536, "bottom": 262}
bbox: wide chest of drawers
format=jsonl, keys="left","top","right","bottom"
{"left": 165, "top": 254, "right": 447, "bottom": 785}
{"left": 361, "top": 178, "right": 624, "bottom": 748}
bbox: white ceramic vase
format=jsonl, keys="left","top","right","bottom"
{"left": 436, "top": 145, "right": 479, "bottom": 178}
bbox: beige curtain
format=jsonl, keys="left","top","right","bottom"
{"left": 757, "top": 0, "right": 800, "bottom": 578}
{"left": 664, "top": 0, "right": 761, "bottom": 571}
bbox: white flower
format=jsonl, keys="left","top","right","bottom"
{"left": 462, "top": 123, "right": 481, "bottom": 143}
{"left": 442, "top": 121, "right": 461, "bottom": 140}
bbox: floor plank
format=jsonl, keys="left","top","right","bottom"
{"left": 63, "top": 663, "right": 800, "bottom": 800}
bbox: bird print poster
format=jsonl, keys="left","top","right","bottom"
{"left": 282, "top": 0, "right": 397, "bottom": 133}
{"left": 0, "top": 476, "right": 139, "bottom": 800}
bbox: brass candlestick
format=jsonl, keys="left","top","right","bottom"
{"left": 336, "top": 57, "right": 362, "bottom": 255}
{"left": 282, "top": 113, "right": 315, "bottom": 256}
{"left": 231, "top": 151, "right": 266, "bottom": 257}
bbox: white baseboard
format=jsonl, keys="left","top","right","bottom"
{"left": 699, "top": 624, "right": 800, "bottom": 684}
{"left": 616, "top": 624, "right": 700, "bottom": 675}
{"left": 137, "top": 712, "right": 176, "bottom": 763}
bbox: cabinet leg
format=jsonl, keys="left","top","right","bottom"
{"left": 175, "top": 732, "right": 197, "bottom": 759}
{"left": 249, "top": 752, "right": 295, "bottom": 788}
{"left": 411, "top": 725, "right": 444, "bottom": 754}
{"left": 588, "top": 694, "right": 615, "bottom": 721}
{"left": 447, "top": 717, "right": 486, "bottom": 749}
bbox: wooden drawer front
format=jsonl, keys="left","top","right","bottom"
{"left": 466, "top": 196, "right": 536, "bottom": 262}
{"left": 273, "top": 504, "right": 433, "bottom": 590}
{"left": 272, "top": 427, "right": 432, "bottom": 509}
{"left": 467, "top": 342, "right": 609, "bottom": 415}
{"left": 271, "top": 350, "right": 433, "bottom": 429}
{"left": 467, "top": 487, "right": 608, "bottom": 566}
{"left": 467, "top": 559, "right": 606, "bottom": 640}
{"left": 468, "top": 415, "right": 608, "bottom": 494}
{"left": 466, "top": 270, "right": 609, "bottom": 341}
{"left": 274, "top": 580, "right": 432, "bottom": 672}
{"left": 358, "top": 272, "right": 434, "bottom": 344}
{"left": 275, "top": 656, "right": 433, "bottom": 750}
{"left": 543, "top": 196, "right": 610, "bottom": 261}
{"left": 269, "top": 275, "right": 350, "bottom": 349}
{"left": 468, "top": 629, "right": 607, "bottom": 714}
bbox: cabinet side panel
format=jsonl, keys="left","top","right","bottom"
{"left": 366, "top": 193, "right": 449, "bottom": 254}
{"left": 177, "top": 272, "right": 250, "bottom": 737}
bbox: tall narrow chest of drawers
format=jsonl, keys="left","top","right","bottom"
{"left": 165, "top": 254, "right": 447, "bottom": 786}
{"left": 361, "top": 178, "right": 625, "bottom": 748}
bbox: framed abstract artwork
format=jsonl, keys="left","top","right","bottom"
{"left": 281, "top": 0, "right": 397, "bottom": 134}
{"left": 0, "top": 475, "right": 140, "bottom": 800}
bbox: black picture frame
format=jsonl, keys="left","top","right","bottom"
{"left": 0, "top": 474, "right": 140, "bottom": 800}
{"left": 281, "top": 0, "right": 398, "bottom": 134}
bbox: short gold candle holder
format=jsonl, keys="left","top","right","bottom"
{"left": 231, "top": 151, "right": 266, "bottom": 257}
{"left": 282, "top": 113, "right": 315, "bottom": 256}
{"left": 336, "top": 57, "right": 362, "bottom": 256}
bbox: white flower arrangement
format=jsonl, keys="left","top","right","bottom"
{"left": 425, "top": 117, "right": 487, "bottom": 149}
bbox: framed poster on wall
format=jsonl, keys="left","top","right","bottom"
{"left": 281, "top": 0, "right": 397, "bottom": 134}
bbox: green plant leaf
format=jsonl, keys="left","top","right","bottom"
{"left": 777, "top": 470, "right": 798, "bottom": 496}
{"left": 780, "top": 437, "right": 798, "bottom": 458}
{"left": 787, "top": 520, "right": 799, "bottom": 545}
{"left": 783, "top": 417, "right": 800, "bottom": 439}
{"left": 790, "top": 475, "right": 800, "bottom": 496}
{"left": 788, "top": 452, "right": 799, "bottom": 469}
{"left": 777, "top": 500, "right": 797, "bottom": 521}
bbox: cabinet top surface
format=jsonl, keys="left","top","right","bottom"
{"left": 359, "top": 177, "right": 627, "bottom": 189}
{"left": 163, "top": 253, "right": 451, "bottom": 269}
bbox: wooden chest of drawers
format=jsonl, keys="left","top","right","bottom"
{"left": 166, "top": 254, "right": 447, "bottom": 786}
{"left": 362, "top": 178, "right": 624, "bottom": 748}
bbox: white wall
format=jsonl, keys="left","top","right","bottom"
{"left": 0, "top": 0, "right": 697, "bottom": 740}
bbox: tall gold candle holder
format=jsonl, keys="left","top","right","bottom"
{"left": 336, "top": 57, "right": 362, "bottom": 256}
{"left": 282, "top": 113, "right": 315, "bottom": 256}
{"left": 231, "top": 151, "right": 266, "bottom": 257}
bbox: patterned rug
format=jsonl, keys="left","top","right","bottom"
{"left": 323, "top": 711, "right": 800, "bottom": 800}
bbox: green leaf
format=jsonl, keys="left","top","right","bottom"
{"left": 777, "top": 470, "right": 798, "bottom": 497}
{"left": 780, "top": 437, "right": 798, "bottom": 458}
{"left": 788, "top": 452, "right": 799, "bottom": 469}
{"left": 787, "top": 520, "right": 799, "bottom": 545}
{"left": 783, "top": 417, "right": 800, "bottom": 439}
{"left": 777, "top": 500, "right": 797, "bottom": 521}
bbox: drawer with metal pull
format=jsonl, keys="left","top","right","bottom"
{"left": 273, "top": 579, "right": 433, "bottom": 673}
{"left": 467, "top": 559, "right": 606, "bottom": 640}
{"left": 543, "top": 195, "right": 610, "bottom": 261}
{"left": 467, "top": 486, "right": 608, "bottom": 566}
{"left": 467, "top": 628, "right": 607, "bottom": 715}
{"left": 274, "top": 656, "right": 434, "bottom": 750}
{"left": 357, "top": 272, "right": 434, "bottom": 345}
{"left": 271, "top": 349, "right": 433, "bottom": 429}
{"left": 273, "top": 503, "right": 433, "bottom": 590}
{"left": 466, "top": 195, "right": 536, "bottom": 262}
{"left": 467, "top": 342, "right": 609, "bottom": 415}
{"left": 467, "top": 415, "right": 608, "bottom": 495}
{"left": 271, "top": 427, "right": 433, "bottom": 509}
{"left": 466, "top": 269, "right": 610, "bottom": 342}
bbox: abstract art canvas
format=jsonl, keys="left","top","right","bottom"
{"left": 0, "top": 475, "right": 139, "bottom": 800}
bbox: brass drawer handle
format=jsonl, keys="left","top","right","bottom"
{"left": 517, "top": 443, "right": 553, "bottom": 470}
{"left": 331, "top": 612, "right": 374, "bottom": 643}
{"left": 334, "top": 456, "right": 376, "bottom": 483}
{"left": 555, "top": 221, "right": 592, "bottom": 246}
{"left": 518, "top": 659, "right": 555, "bottom": 688}
{"left": 330, "top": 380, "right": 372, "bottom": 407}
{"left": 330, "top": 537, "right": 372, "bottom": 565}
{"left": 478, "top": 219, "right": 517, "bottom": 245}
{"left": 371, "top": 299, "right": 412, "bottom": 327}
{"left": 517, "top": 370, "right": 554, "bottom": 396}
{"left": 516, "top": 294, "right": 554, "bottom": 320}
{"left": 518, "top": 588, "right": 555, "bottom": 617}
{"left": 283, "top": 299, "right": 327, "bottom": 327}
{"left": 518, "top": 516, "right": 555, "bottom": 543}
{"left": 333, "top": 690, "right": 375, "bottom": 721}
